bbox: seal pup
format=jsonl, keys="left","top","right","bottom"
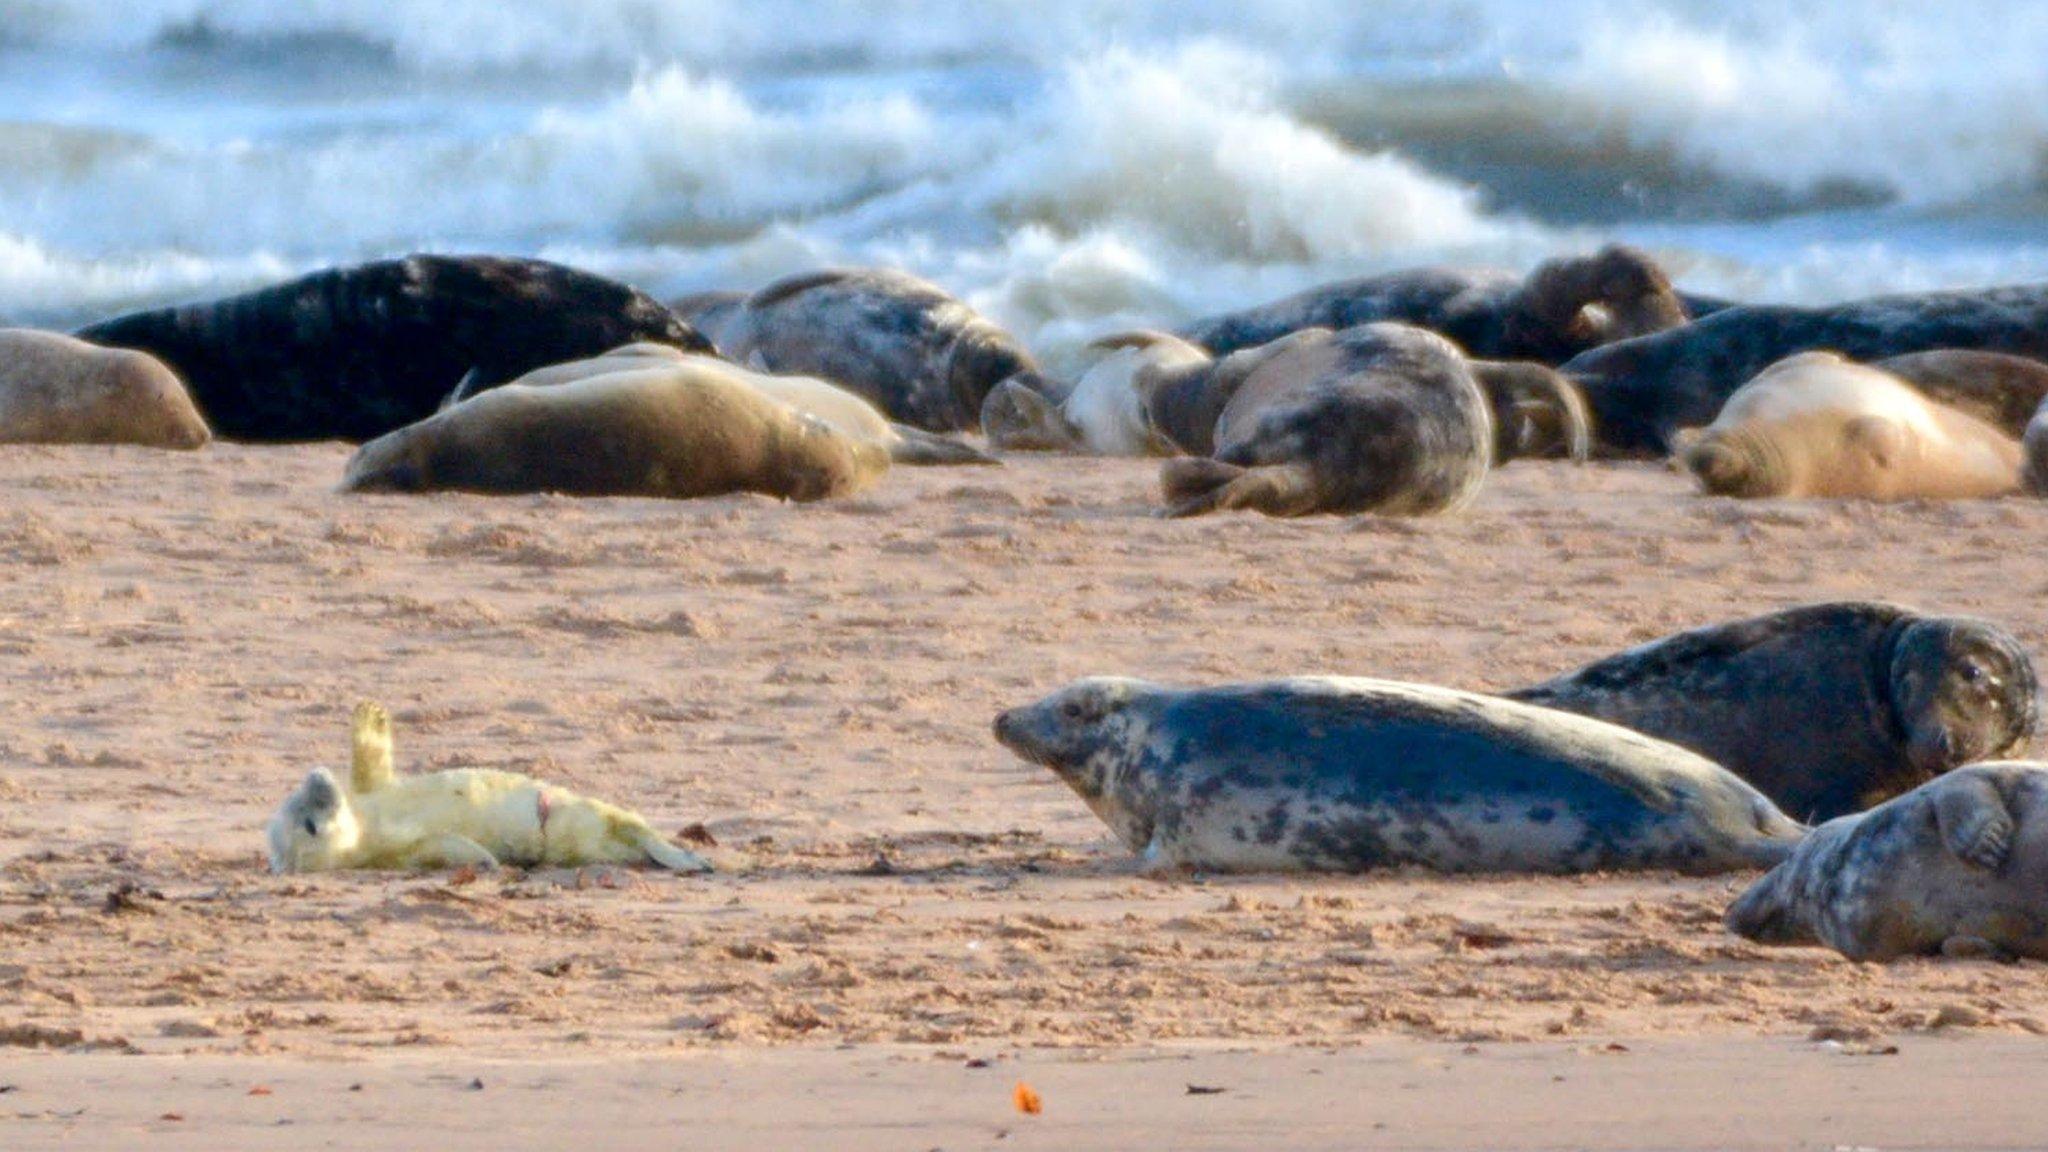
{"left": 267, "top": 702, "right": 712, "bottom": 874}
{"left": 450, "top": 345, "right": 996, "bottom": 466}
{"left": 0, "top": 328, "right": 210, "bottom": 449}
{"left": 1672, "top": 352, "right": 2022, "bottom": 500}
{"left": 340, "top": 362, "right": 891, "bottom": 501}
{"left": 1158, "top": 323, "right": 1493, "bottom": 518}
{"left": 981, "top": 330, "right": 1210, "bottom": 455}
{"left": 75, "top": 255, "right": 711, "bottom": 443}
{"left": 995, "top": 676, "right": 1804, "bottom": 874}
{"left": 1562, "top": 282, "right": 2048, "bottom": 455}
{"left": 1179, "top": 245, "right": 1689, "bottom": 363}
{"left": 714, "top": 267, "right": 1054, "bottom": 432}
{"left": 1507, "top": 602, "right": 2039, "bottom": 822}
{"left": 1727, "top": 762, "right": 2048, "bottom": 961}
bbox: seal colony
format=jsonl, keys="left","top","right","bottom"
{"left": 993, "top": 676, "right": 1805, "bottom": 874}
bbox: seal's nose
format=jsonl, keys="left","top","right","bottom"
{"left": 992, "top": 708, "right": 1020, "bottom": 747}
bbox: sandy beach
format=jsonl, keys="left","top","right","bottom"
{"left": 2, "top": 445, "right": 2047, "bottom": 1145}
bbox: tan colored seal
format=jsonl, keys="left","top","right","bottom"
{"left": 0, "top": 328, "right": 209, "bottom": 449}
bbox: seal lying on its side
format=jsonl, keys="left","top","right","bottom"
{"left": 1157, "top": 323, "right": 1493, "bottom": 518}
{"left": 450, "top": 344, "right": 997, "bottom": 465}
{"left": 1727, "top": 762, "right": 2048, "bottom": 961}
{"left": 1507, "top": 602, "right": 2039, "bottom": 822}
{"left": 1179, "top": 245, "right": 1689, "bottom": 363}
{"left": 714, "top": 267, "right": 1053, "bottom": 432}
{"left": 267, "top": 702, "right": 711, "bottom": 873}
{"left": 1672, "top": 352, "right": 2023, "bottom": 500}
{"left": 340, "top": 362, "right": 890, "bottom": 501}
{"left": 76, "top": 255, "right": 710, "bottom": 442}
{"left": 0, "top": 328, "right": 210, "bottom": 449}
{"left": 1563, "top": 282, "right": 2048, "bottom": 455}
{"left": 993, "top": 676, "right": 1805, "bottom": 874}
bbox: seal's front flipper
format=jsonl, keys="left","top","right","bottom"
{"left": 1940, "top": 934, "right": 2017, "bottom": 962}
{"left": 409, "top": 833, "right": 503, "bottom": 871}
{"left": 888, "top": 424, "right": 1003, "bottom": 466}
{"left": 1934, "top": 774, "right": 2017, "bottom": 871}
{"left": 349, "top": 700, "right": 396, "bottom": 794}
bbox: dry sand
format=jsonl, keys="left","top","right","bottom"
{"left": 4, "top": 444, "right": 2048, "bottom": 1147}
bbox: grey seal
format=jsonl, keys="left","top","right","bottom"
{"left": 993, "top": 676, "right": 1805, "bottom": 874}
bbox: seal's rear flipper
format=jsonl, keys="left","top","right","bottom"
{"left": 349, "top": 700, "right": 396, "bottom": 793}
{"left": 637, "top": 829, "right": 714, "bottom": 874}
{"left": 1159, "top": 459, "right": 1314, "bottom": 518}
{"left": 440, "top": 367, "right": 487, "bottom": 410}
{"left": 888, "top": 424, "right": 1002, "bottom": 466}
{"left": 1933, "top": 774, "right": 2017, "bottom": 871}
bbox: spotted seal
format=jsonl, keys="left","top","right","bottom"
{"left": 1671, "top": 352, "right": 2023, "bottom": 500}
{"left": 1562, "top": 283, "right": 2048, "bottom": 455}
{"left": 1179, "top": 245, "right": 1689, "bottom": 363}
{"left": 0, "top": 328, "right": 210, "bottom": 449}
{"left": 75, "top": 255, "right": 711, "bottom": 442}
{"left": 1727, "top": 762, "right": 2048, "bottom": 961}
{"left": 1157, "top": 323, "right": 1493, "bottom": 517}
{"left": 1507, "top": 602, "right": 2038, "bottom": 823}
{"left": 340, "top": 361, "right": 890, "bottom": 501}
{"left": 993, "top": 676, "right": 1805, "bottom": 874}
{"left": 714, "top": 267, "right": 1053, "bottom": 432}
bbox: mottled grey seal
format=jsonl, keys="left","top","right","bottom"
{"left": 1562, "top": 283, "right": 2048, "bottom": 455}
{"left": 1157, "top": 323, "right": 1493, "bottom": 518}
{"left": 1507, "top": 602, "right": 2039, "bottom": 823}
{"left": 0, "top": 328, "right": 210, "bottom": 449}
{"left": 1178, "top": 245, "right": 1689, "bottom": 363}
{"left": 993, "top": 676, "right": 1805, "bottom": 874}
{"left": 1874, "top": 349, "right": 2048, "bottom": 437}
{"left": 1727, "top": 762, "right": 2048, "bottom": 961}
{"left": 1671, "top": 352, "right": 2022, "bottom": 500}
{"left": 340, "top": 362, "right": 890, "bottom": 501}
{"left": 714, "top": 267, "right": 1053, "bottom": 432}
{"left": 75, "top": 255, "right": 711, "bottom": 442}
{"left": 1470, "top": 359, "right": 1592, "bottom": 464}
{"left": 2026, "top": 395, "right": 2048, "bottom": 494}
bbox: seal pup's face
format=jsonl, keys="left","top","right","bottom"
{"left": 994, "top": 677, "right": 1155, "bottom": 848}
{"left": 1889, "top": 620, "right": 2040, "bottom": 776}
{"left": 1674, "top": 426, "right": 1786, "bottom": 498}
{"left": 980, "top": 378, "right": 1082, "bottom": 451}
{"left": 266, "top": 767, "right": 363, "bottom": 873}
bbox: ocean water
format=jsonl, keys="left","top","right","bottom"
{"left": 4, "top": 1, "right": 2046, "bottom": 367}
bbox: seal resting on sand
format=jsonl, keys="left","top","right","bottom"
{"left": 1727, "top": 762, "right": 2048, "bottom": 961}
{"left": 341, "top": 361, "right": 890, "bottom": 501}
{"left": 1672, "top": 352, "right": 2022, "bottom": 500}
{"left": 993, "top": 676, "right": 1805, "bottom": 875}
{"left": 75, "top": 254, "right": 711, "bottom": 442}
{"left": 266, "top": 702, "right": 712, "bottom": 874}
{"left": 1507, "top": 602, "right": 2039, "bottom": 822}
{"left": 0, "top": 328, "right": 209, "bottom": 449}
{"left": 714, "top": 267, "right": 1053, "bottom": 432}
{"left": 1179, "top": 245, "right": 1690, "bottom": 363}
{"left": 1157, "top": 323, "right": 1493, "bottom": 518}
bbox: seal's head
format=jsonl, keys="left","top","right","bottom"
{"left": 994, "top": 677, "right": 1159, "bottom": 847}
{"left": 1724, "top": 847, "right": 1821, "bottom": 945}
{"left": 1887, "top": 618, "right": 2040, "bottom": 777}
{"left": 1675, "top": 426, "right": 1787, "bottom": 498}
{"left": 265, "top": 767, "right": 362, "bottom": 874}
{"left": 339, "top": 424, "right": 436, "bottom": 493}
{"left": 1472, "top": 360, "right": 1592, "bottom": 463}
{"left": 1501, "top": 244, "right": 1688, "bottom": 363}
{"left": 981, "top": 377, "right": 1082, "bottom": 451}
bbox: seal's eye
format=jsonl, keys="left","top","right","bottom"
{"left": 1960, "top": 663, "right": 1987, "bottom": 685}
{"left": 302, "top": 817, "right": 318, "bottom": 836}
{"left": 1061, "top": 701, "right": 1084, "bottom": 721}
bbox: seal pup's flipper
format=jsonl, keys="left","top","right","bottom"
{"left": 886, "top": 423, "right": 1002, "bottom": 466}
{"left": 1933, "top": 773, "right": 2017, "bottom": 871}
{"left": 349, "top": 700, "right": 396, "bottom": 793}
{"left": 631, "top": 827, "right": 714, "bottom": 873}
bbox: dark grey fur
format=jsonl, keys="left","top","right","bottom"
{"left": 1157, "top": 323, "right": 1493, "bottom": 517}
{"left": 1562, "top": 283, "right": 2048, "bottom": 455}
{"left": 1178, "top": 245, "right": 1689, "bottom": 364}
{"left": 994, "top": 676, "right": 1805, "bottom": 874}
{"left": 1728, "top": 762, "right": 2048, "bottom": 961}
{"left": 1508, "top": 603, "right": 2039, "bottom": 823}
{"left": 716, "top": 267, "right": 1050, "bottom": 432}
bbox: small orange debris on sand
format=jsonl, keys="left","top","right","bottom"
{"left": 1013, "top": 1082, "right": 1042, "bottom": 1115}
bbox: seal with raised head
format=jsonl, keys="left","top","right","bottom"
{"left": 1672, "top": 351, "right": 2022, "bottom": 500}
{"left": 1179, "top": 245, "right": 1689, "bottom": 363}
{"left": 340, "top": 361, "right": 890, "bottom": 501}
{"left": 1507, "top": 602, "right": 2039, "bottom": 823}
{"left": 993, "top": 675, "right": 1805, "bottom": 874}
{"left": 1727, "top": 762, "right": 2048, "bottom": 961}
{"left": 267, "top": 701, "right": 713, "bottom": 874}
{"left": 1563, "top": 282, "right": 2048, "bottom": 455}
{"left": 1157, "top": 323, "right": 1493, "bottom": 518}
{"left": 0, "top": 328, "right": 210, "bottom": 449}
{"left": 715, "top": 267, "right": 1052, "bottom": 432}
{"left": 75, "top": 255, "right": 711, "bottom": 443}
{"left": 450, "top": 345, "right": 996, "bottom": 465}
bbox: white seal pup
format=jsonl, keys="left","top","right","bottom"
{"left": 266, "top": 702, "right": 711, "bottom": 874}
{"left": 1727, "top": 762, "right": 2048, "bottom": 961}
{"left": 1675, "top": 352, "right": 2022, "bottom": 500}
{"left": 993, "top": 676, "right": 1805, "bottom": 874}
{"left": 0, "top": 328, "right": 210, "bottom": 449}
{"left": 340, "top": 362, "right": 891, "bottom": 501}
